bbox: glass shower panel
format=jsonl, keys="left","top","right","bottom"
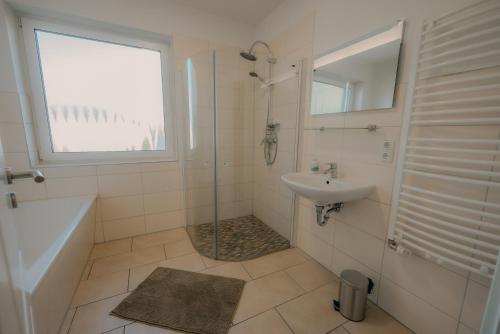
{"left": 214, "top": 55, "right": 256, "bottom": 260}
{"left": 184, "top": 50, "right": 218, "bottom": 258}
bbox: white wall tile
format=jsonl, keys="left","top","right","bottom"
{"left": 98, "top": 173, "right": 142, "bottom": 197}
{"left": 336, "top": 199, "right": 389, "bottom": 240}
{"left": 0, "top": 123, "right": 28, "bottom": 152}
{"left": 341, "top": 161, "right": 395, "bottom": 204}
{"left": 100, "top": 195, "right": 144, "bottom": 221}
{"left": 379, "top": 277, "right": 458, "bottom": 334}
{"left": 145, "top": 210, "right": 185, "bottom": 233}
{"left": 382, "top": 246, "right": 467, "bottom": 318}
{"left": 140, "top": 161, "right": 179, "bottom": 172}
{"left": 11, "top": 179, "right": 47, "bottom": 201}
{"left": 96, "top": 163, "right": 141, "bottom": 175}
{"left": 143, "top": 191, "right": 183, "bottom": 214}
{"left": 141, "top": 170, "right": 181, "bottom": 193}
{"left": 102, "top": 216, "right": 146, "bottom": 241}
{"left": 460, "top": 280, "right": 489, "bottom": 332}
{"left": 45, "top": 176, "right": 98, "bottom": 198}
{"left": 342, "top": 126, "right": 400, "bottom": 166}
{"left": 334, "top": 221, "right": 384, "bottom": 272}
{"left": 4, "top": 152, "right": 31, "bottom": 170}
{"left": 296, "top": 227, "right": 333, "bottom": 268}
{"left": 0, "top": 91, "right": 23, "bottom": 123}
{"left": 41, "top": 166, "right": 97, "bottom": 178}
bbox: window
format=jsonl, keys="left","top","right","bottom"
{"left": 311, "top": 81, "right": 346, "bottom": 115}
{"left": 22, "top": 18, "right": 174, "bottom": 163}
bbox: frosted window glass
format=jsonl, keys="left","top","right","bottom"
{"left": 35, "top": 30, "right": 166, "bottom": 153}
{"left": 311, "top": 81, "right": 345, "bottom": 115}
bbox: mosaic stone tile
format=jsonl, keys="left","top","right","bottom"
{"left": 187, "top": 215, "right": 290, "bottom": 261}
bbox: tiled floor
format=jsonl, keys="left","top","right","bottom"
{"left": 61, "top": 227, "right": 413, "bottom": 334}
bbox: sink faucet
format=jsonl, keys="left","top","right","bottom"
{"left": 324, "top": 162, "right": 338, "bottom": 179}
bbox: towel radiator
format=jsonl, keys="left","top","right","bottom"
{"left": 388, "top": 0, "right": 500, "bottom": 278}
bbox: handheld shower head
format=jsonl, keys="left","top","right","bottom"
{"left": 249, "top": 71, "right": 267, "bottom": 84}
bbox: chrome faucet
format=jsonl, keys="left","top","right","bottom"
{"left": 324, "top": 162, "right": 338, "bottom": 179}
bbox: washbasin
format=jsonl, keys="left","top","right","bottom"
{"left": 281, "top": 172, "right": 374, "bottom": 205}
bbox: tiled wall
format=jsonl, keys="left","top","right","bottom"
{"left": 258, "top": 7, "right": 493, "bottom": 334}
{"left": 252, "top": 15, "right": 314, "bottom": 239}
{"left": 0, "top": 90, "right": 185, "bottom": 242}
{"left": 0, "top": 3, "right": 253, "bottom": 242}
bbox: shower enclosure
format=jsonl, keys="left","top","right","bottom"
{"left": 182, "top": 47, "right": 302, "bottom": 261}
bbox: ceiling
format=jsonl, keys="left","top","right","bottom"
{"left": 171, "top": 0, "right": 285, "bottom": 25}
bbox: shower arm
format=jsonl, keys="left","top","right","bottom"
{"left": 248, "top": 41, "right": 277, "bottom": 63}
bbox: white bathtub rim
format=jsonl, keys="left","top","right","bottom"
{"left": 24, "top": 195, "right": 96, "bottom": 294}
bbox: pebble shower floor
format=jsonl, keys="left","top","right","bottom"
{"left": 187, "top": 215, "right": 290, "bottom": 261}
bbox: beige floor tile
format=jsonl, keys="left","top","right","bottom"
{"left": 343, "top": 303, "right": 413, "bottom": 334}
{"left": 105, "top": 327, "right": 125, "bottom": 334}
{"left": 329, "top": 326, "right": 350, "bottom": 334}
{"left": 90, "top": 245, "right": 165, "bottom": 277}
{"left": 201, "top": 262, "right": 252, "bottom": 281}
{"left": 132, "top": 228, "right": 188, "bottom": 250}
{"left": 242, "top": 248, "right": 309, "bottom": 279}
{"left": 128, "top": 254, "right": 205, "bottom": 291}
{"left": 69, "top": 294, "right": 132, "bottom": 334}
{"left": 125, "top": 322, "right": 180, "bottom": 333}
{"left": 80, "top": 261, "right": 93, "bottom": 281}
{"left": 233, "top": 271, "right": 304, "bottom": 323}
{"left": 72, "top": 270, "right": 129, "bottom": 306}
{"left": 286, "top": 260, "right": 337, "bottom": 291}
{"left": 164, "top": 238, "right": 196, "bottom": 258}
{"left": 277, "top": 282, "right": 346, "bottom": 334}
{"left": 201, "top": 255, "right": 229, "bottom": 268}
{"left": 91, "top": 239, "right": 132, "bottom": 259}
{"left": 58, "top": 307, "right": 76, "bottom": 334}
{"left": 129, "top": 260, "right": 169, "bottom": 291}
{"left": 229, "top": 309, "right": 292, "bottom": 334}
{"left": 163, "top": 253, "right": 206, "bottom": 272}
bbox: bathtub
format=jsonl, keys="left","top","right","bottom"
{"left": 14, "top": 195, "right": 96, "bottom": 334}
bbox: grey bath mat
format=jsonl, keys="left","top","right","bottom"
{"left": 111, "top": 267, "right": 245, "bottom": 334}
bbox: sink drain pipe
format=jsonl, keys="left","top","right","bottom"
{"left": 315, "top": 203, "right": 344, "bottom": 226}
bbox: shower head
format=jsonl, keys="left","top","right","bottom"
{"left": 249, "top": 71, "right": 267, "bottom": 84}
{"left": 240, "top": 40, "right": 277, "bottom": 64}
{"left": 240, "top": 51, "right": 257, "bottom": 61}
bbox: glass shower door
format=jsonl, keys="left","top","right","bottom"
{"left": 184, "top": 50, "right": 218, "bottom": 258}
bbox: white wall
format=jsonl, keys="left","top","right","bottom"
{"left": 255, "top": 1, "right": 491, "bottom": 334}
{"left": 6, "top": 0, "right": 254, "bottom": 47}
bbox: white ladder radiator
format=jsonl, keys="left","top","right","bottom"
{"left": 388, "top": 0, "right": 500, "bottom": 278}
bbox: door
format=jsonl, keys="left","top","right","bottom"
{"left": 0, "top": 135, "right": 26, "bottom": 333}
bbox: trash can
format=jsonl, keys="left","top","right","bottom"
{"left": 333, "top": 269, "right": 374, "bottom": 322}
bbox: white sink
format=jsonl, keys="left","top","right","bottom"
{"left": 281, "top": 172, "right": 374, "bottom": 205}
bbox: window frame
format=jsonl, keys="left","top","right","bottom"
{"left": 21, "top": 16, "right": 176, "bottom": 164}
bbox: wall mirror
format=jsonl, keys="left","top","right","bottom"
{"left": 310, "top": 20, "right": 404, "bottom": 115}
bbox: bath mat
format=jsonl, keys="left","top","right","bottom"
{"left": 111, "top": 267, "right": 245, "bottom": 334}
